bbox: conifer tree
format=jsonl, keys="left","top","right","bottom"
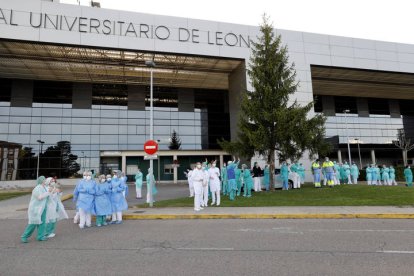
{"left": 220, "top": 15, "right": 329, "bottom": 189}
{"left": 169, "top": 130, "right": 182, "bottom": 150}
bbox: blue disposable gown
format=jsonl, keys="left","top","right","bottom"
{"left": 76, "top": 179, "right": 96, "bottom": 214}
{"left": 94, "top": 182, "right": 112, "bottom": 216}
{"left": 121, "top": 176, "right": 129, "bottom": 197}
{"left": 110, "top": 178, "right": 128, "bottom": 212}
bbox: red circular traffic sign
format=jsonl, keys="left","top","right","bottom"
{"left": 144, "top": 140, "right": 158, "bottom": 155}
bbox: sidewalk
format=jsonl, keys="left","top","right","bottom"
{"left": 2, "top": 192, "right": 414, "bottom": 220}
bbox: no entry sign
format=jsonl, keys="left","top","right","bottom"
{"left": 144, "top": 140, "right": 158, "bottom": 155}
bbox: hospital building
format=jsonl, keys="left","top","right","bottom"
{"left": 0, "top": 0, "right": 413, "bottom": 182}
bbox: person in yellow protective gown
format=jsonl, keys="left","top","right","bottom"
{"left": 322, "top": 157, "right": 335, "bottom": 187}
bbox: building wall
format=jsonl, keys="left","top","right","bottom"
{"left": 1, "top": 0, "right": 414, "bottom": 180}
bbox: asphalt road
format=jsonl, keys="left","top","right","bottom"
{"left": 1, "top": 219, "right": 414, "bottom": 276}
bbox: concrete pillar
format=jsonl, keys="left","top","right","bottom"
{"left": 371, "top": 150, "right": 376, "bottom": 164}
{"left": 178, "top": 89, "right": 194, "bottom": 112}
{"left": 228, "top": 63, "right": 247, "bottom": 140}
{"left": 173, "top": 154, "right": 178, "bottom": 184}
{"left": 389, "top": 99, "right": 401, "bottom": 118}
{"left": 12, "top": 148, "right": 19, "bottom": 180}
{"left": 121, "top": 155, "right": 126, "bottom": 174}
{"left": 11, "top": 80, "right": 33, "bottom": 107}
{"left": 337, "top": 150, "right": 342, "bottom": 163}
{"left": 72, "top": 83, "right": 92, "bottom": 109}
{"left": 321, "top": 96, "right": 335, "bottom": 116}
{"left": 357, "top": 98, "right": 369, "bottom": 117}
{"left": 219, "top": 155, "right": 224, "bottom": 168}
{"left": 128, "top": 85, "right": 146, "bottom": 111}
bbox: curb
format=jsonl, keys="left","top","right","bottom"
{"left": 61, "top": 194, "right": 73, "bottom": 202}
{"left": 123, "top": 213, "right": 414, "bottom": 220}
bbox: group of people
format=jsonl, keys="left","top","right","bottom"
{"left": 21, "top": 176, "right": 68, "bottom": 243}
{"left": 311, "top": 158, "right": 361, "bottom": 187}
{"left": 311, "top": 157, "right": 413, "bottom": 187}
{"left": 72, "top": 170, "right": 128, "bottom": 228}
{"left": 186, "top": 158, "right": 262, "bottom": 211}
{"left": 133, "top": 168, "right": 158, "bottom": 203}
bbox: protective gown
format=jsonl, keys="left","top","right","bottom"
{"left": 263, "top": 166, "right": 270, "bottom": 191}
{"left": 221, "top": 166, "right": 228, "bottom": 195}
{"left": 235, "top": 168, "right": 242, "bottom": 196}
{"left": 135, "top": 171, "right": 143, "bottom": 198}
{"left": 281, "top": 164, "right": 289, "bottom": 190}
{"left": 226, "top": 160, "right": 240, "bottom": 200}
{"left": 76, "top": 179, "right": 96, "bottom": 214}
{"left": 21, "top": 183, "right": 50, "bottom": 242}
{"left": 350, "top": 164, "right": 359, "bottom": 184}
{"left": 404, "top": 167, "right": 413, "bottom": 187}
{"left": 110, "top": 178, "right": 128, "bottom": 212}
{"left": 242, "top": 169, "right": 253, "bottom": 197}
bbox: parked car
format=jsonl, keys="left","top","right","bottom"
{"left": 274, "top": 168, "right": 294, "bottom": 189}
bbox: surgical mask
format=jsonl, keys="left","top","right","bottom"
{"left": 101, "top": 179, "right": 106, "bottom": 183}
{"left": 196, "top": 164, "right": 201, "bottom": 169}
{"left": 107, "top": 178, "right": 112, "bottom": 182}
{"left": 86, "top": 176, "right": 91, "bottom": 181}
{"left": 212, "top": 163, "right": 216, "bottom": 167}
{"left": 83, "top": 175, "right": 87, "bottom": 180}
{"left": 113, "top": 175, "right": 118, "bottom": 179}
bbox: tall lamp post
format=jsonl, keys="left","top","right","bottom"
{"left": 355, "top": 138, "right": 362, "bottom": 169}
{"left": 343, "top": 109, "right": 352, "bottom": 165}
{"left": 145, "top": 59, "right": 156, "bottom": 207}
{"left": 36, "top": 139, "right": 45, "bottom": 179}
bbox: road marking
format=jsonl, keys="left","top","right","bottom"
{"left": 309, "top": 229, "right": 414, "bottom": 233}
{"left": 177, "top": 247, "right": 234, "bottom": 251}
{"left": 378, "top": 250, "right": 414, "bottom": 254}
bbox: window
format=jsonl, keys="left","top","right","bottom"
{"left": 368, "top": 98, "right": 390, "bottom": 115}
{"left": 0, "top": 78, "right": 11, "bottom": 102}
{"left": 399, "top": 99, "right": 414, "bottom": 116}
{"left": 145, "top": 86, "right": 178, "bottom": 108}
{"left": 334, "top": 96, "right": 357, "bottom": 114}
{"left": 164, "top": 164, "right": 174, "bottom": 174}
{"left": 92, "top": 83, "right": 128, "bottom": 106}
{"left": 313, "top": 95, "right": 323, "bottom": 112}
{"left": 33, "top": 80, "right": 72, "bottom": 104}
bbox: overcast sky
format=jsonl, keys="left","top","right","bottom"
{"left": 75, "top": 0, "right": 413, "bottom": 45}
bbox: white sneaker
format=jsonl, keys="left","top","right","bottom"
{"left": 194, "top": 208, "right": 201, "bottom": 212}
{"left": 73, "top": 219, "right": 78, "bottom": 224}
{"left": 199, "top": 207, "right": 204, "bottom": 210}
{"left": 211, "top": 202, "right": 215, "bottom": 206}
{"left": 47, "top": 233, "right": 56, "bottom": 238}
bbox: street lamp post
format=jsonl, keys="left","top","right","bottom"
{"left": 355, "top": 138, "right": 362, "bottom": 169}
{"left": 36, "top": 139, "right": 45, "bottom": 179}
{"left": 145, "top": 60, "right": 156, "bottom": 207}
{"left": 343, "top": 109, "right": 352, "bottom": 165}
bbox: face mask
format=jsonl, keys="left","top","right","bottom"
{"left": 86, "top": 176, "right": 91, "bottom": 181}
{"left": 212, "top": 163, "right": 216, "bottom": 167}
{"left": 101, "top": 179, "right": 106, "bottom": 183}
{"left": 107, "top": 178, "right": 112, "bottom": 182}
{"left": 196, "top": 165, "right": 201, "bottom": 169}
{"left": 83, "top": 175, "right": 87, "bottom": 180}
{"left": 113, "top": 175, "right": 118, "bottom": 179}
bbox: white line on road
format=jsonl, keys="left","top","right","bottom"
{"left": 176, "top": 247, "right": 234, "bottom": 251}
{"left": 377, "top": 251, "right": 414, "bottom": 254}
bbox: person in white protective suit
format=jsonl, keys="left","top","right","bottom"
{"left": 191, "top": 162, "right": 205, "bottom": 211}
{"left": 208, "top": 160, "right": 221, "bottom": 206}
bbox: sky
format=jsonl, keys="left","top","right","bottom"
{"left": 63, "top": 0, "right": 412, "bottom": 45}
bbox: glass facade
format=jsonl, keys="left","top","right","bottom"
{"left": 324, "top": 114, "right": 403, "bottom": 144}
{"left": 0, "top": 78, "right": 230, "bottom": 178}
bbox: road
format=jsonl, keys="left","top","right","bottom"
{"left": 1, "top": 219, "right": 414, "bottom": 275}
